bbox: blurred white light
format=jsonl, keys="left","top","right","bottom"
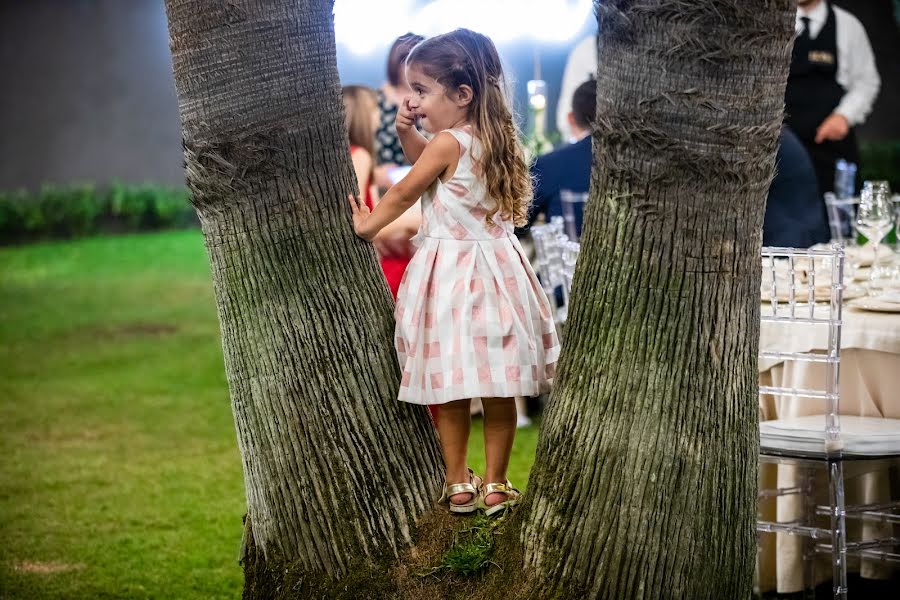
{"left": 334, "top": 0, "right": 592, "bottom": 54}
{"left": 333, "top": 0, "right": 417, "bottom": 55}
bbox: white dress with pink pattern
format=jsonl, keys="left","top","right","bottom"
{"left": 394, "top": 126, "right": 560, "bottom": 405}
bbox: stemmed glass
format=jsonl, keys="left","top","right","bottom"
{"left": 856, "top": 181, "right": 893, "bottom": 294}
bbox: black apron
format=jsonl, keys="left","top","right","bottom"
{"left": 784, "top": 3, "right": 860, "bottom": 201}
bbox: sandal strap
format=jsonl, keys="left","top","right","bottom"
{"left": 439, "top": 468, "right": 482, "bottom": 504}
{"left": 482, "top": 480, "right": 519, "bottom": 497}
{"left": 445, "top": 481, "right": 476, "bottom": 496}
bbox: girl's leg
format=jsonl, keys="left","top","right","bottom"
{"left": 481, "top": 396, "right": 517, "bottom": 506}
{"left": 435, "top": 398, "right": 472, "bottom": 504}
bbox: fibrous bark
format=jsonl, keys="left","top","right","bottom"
{"left": 521, "top": 1, "right": 795, "bottom": 598}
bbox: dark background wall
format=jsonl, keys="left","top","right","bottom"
{"left": 0, "top": 1, "right": 183, "bottom": 190}
{"left": 833, "top": 0, "right": 900, "bottom": 142}
{"left": 0, "top": 0, "right": 897, "bottom": 191}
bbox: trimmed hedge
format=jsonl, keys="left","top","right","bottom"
{"left": 0, "top": 182, "right": 197, "bottom": 245}
{"left": 860, "top": 141, "right": 900, "bottom": 193}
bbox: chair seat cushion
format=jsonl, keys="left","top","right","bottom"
{"left": 760, "top": 415, "right": 900, "bottom": 456}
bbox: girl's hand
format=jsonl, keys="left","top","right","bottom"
{"left": 395, "top": 96, "right": 417, "bottom": 135}
{"left": 348, "top": 194, "right": 374, "bottom": 241}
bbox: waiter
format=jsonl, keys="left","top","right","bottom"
{"left": 785, "top": 0, "right": 880, "bottom": 204}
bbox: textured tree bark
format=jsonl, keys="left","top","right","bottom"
{"left": 162, "top": 0, "right": 443, "bottom": 587}
{"left": 520, "top": 1, "right": 795, "bottom": 598}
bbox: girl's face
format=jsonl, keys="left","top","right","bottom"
{"left": 405, "top": 64, "right": 472, "bottom": 134}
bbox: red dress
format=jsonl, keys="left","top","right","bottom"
{"left": 351, "top": 145, "right": 411, "bottom": 299}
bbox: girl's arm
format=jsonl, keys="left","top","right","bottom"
{"left": 350, "top": 149, "right": 373, "bottom": 201}
{"left": 349, "top": 132, "right": 457, "bottom": 241}
{"left": 396, "top": 97, "right": 427, "bottom": 164}
{"left": 375, "top": 202, "right": 420, "bottom": 241}
{"left": 399, "top": 128, "right": 428, "bottom": 165}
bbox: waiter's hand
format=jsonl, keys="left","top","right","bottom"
{"left": 815, "top": 113, "right": 850, "bottom": 144}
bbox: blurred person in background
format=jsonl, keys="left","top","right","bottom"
{"left": 763, "top": 126, "right": 829, "bottom": 247}
{"left": 373, "top": 33, "right": 426, "bottom": 191}
{"left": 343, "top": 85, "right": 380, "bottom": 212}
{"left": 528, "top": 79, "right": 596, "bottom": 228}
{"left": 343, "top": 84, "right": 417, "bottom": 298}
{"left": 556, "top": 32, "right": 597, "bottom": 143}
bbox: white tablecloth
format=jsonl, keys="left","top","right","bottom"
{"left": 758, "top": 304, "right": 900, "bottom": 592}
{"left": 760, "top": 303, "right": 900, "bottom": 371}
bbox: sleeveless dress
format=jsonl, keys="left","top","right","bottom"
{"left": 394, "top": 126, "right": 560, "bottom": 405}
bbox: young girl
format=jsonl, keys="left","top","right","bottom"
{"left": 348, "top": 29, "right": 559, "bottom": 516}
{"left": 343, "top": 84, "right": 418, "bottom": 299}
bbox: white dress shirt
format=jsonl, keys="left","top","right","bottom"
{"left": 555, "top": 34, "right": 597, "bottom": 141}
{"left": 795, "top": 1, "right": 881, "bottom": 127}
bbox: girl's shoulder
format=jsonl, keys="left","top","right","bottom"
{"left": 443, "top": 124, "right": 474, "bottom": 139}
{"left": 438, "top": 126, "right": 477, "bottom": 153}
{"left": 427, "top": 130, "right": 465, "bottom": 150}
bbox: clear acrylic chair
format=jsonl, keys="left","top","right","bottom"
{"left": 756, "top": 245, "right": 900, "bottom": 600}
{"left": 559, "top": 189, "right": 588, "bottom": 241}
{"left": 558, "top": 241, "right": 580, "bottom": 323}
{"left": 531, "top": 217, "right": 569, "bottom": 322}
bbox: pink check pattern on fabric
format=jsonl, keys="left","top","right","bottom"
{"left": 395, "top": 126, "right": 560, "bottom": 405}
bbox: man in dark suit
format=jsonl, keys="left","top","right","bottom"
{"left": 763, "top": 126, "right": 829, "bottom": 247}
{"left": 527, "top": 79, "right": 596, "bottom": 230}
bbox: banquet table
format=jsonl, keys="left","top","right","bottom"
{"left": 757, "top": 301, "right": 900, "bottom": 592}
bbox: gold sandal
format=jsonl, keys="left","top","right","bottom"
{"left": 478, "top": 480, "right": 521, "bottom": 517}
{"left": 438, "top": 468, "right": 482, "bottom": 514}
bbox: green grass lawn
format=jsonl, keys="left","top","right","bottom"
{"left": 0, "top": 230, "right": 540, "bottom": 599}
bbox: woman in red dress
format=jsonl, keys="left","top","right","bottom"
{"left": 343, "top": 85, "right": 417, "bottom": 299}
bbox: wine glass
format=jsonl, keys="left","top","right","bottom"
{"left": 856, "top": 181, "right": 893, "bottom": 294}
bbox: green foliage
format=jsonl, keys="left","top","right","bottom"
{"left": 523, "top": 132, "right": 555, "bottom": 163}
{"left": 0, "top": 182, "right": 196, "bottom": 244}
{"left": 109, "top": 180, "right": 154, "bottom": 228}
{"left": 859, "top": 140, "right": 900, "bottom": 192}
{"left": 38, "top": 183, "right": 102, "bottom": 236}
{"left": 0, "top": 189, "right": 28, "bottom": 234}
{"left": 154, "top": 185, "right": 197, "bottom": 227}
{"left": 439, "top": 515, "right": 498, "bottom": 575}
{"left": 419, "top": 513, "right": 511, "bottom": 578}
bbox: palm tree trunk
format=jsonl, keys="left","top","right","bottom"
{"left": 163, "top": 0, "right": 443, "bottom": 587}
{"left": 521, "top": 1, "right": 795, "bottom": 597}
